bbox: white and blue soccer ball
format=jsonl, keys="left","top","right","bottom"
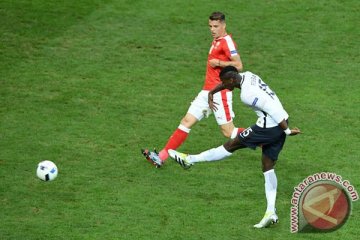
{"left": 36, "top": 160, "right": 58, "bottom": 181}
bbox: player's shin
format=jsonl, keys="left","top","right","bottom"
{"left": 189, "top": 145, "right": 232, "bottom": 163}
{"left": 264, "top": 169, "right": 277, "bottom": 213}
{"left": 159, "top": 124, "right": 191, "bottom": 161}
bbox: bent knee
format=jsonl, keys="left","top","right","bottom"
{"left": 180, "top": 114, "right": 198, "bottom": 128}
{"left": 262, "top": 155, "right": 276, "bottom": 172}
{"left": 220, "top": 126, "right": 235, "bottom": 138}
{"left": 220, "top": 122, "right": 236, "bottom": 138}
{"left": 221, "top": 129, "right": 232, "bottom": 138}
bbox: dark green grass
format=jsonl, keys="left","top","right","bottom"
{"left": 1, "top": 0, "right": 359, "bottom": 239}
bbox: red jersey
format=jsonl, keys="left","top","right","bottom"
{"left": 203, "top": 34, "right": 239, "bottom": 90}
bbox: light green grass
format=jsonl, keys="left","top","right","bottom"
{"left": 1, "top": 0, "right": 359, "bottom": 239}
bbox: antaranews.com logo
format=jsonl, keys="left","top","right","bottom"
{"left": 290, "top": 172, "right": 359, "bottom": 233}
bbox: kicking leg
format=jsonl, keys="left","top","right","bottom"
{"left": 169, "top": 136, "right": 245, "bottom": 168}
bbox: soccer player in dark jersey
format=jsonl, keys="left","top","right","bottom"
{"left": 169, "top": 66, "right": 301, "bottom": 228}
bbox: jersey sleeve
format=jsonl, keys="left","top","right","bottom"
{"left": 223, "top": 36, "right": 238, "bottom": 58}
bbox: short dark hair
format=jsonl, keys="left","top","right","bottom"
{"left": 209, "top": 12, "right": 225, "bottom": 22}
{"left": 220, "top": 66, "right": 238, "bottom": 81}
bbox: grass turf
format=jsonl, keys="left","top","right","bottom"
{"left": 0, "top": 0, "right": 359, "bottom": 239}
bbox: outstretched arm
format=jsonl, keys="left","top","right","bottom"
{"left": 279, "top": 119, "right": 301, "bottom": 136}
{"left": 258, "top": 100, "right": 301, "bottom": 136}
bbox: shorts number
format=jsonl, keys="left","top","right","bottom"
{"left": 240, "top": 127, "right": 253, "bottom": 138}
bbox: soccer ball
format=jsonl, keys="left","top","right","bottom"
{"left": 36, "top": 160, "right": 58, "bottom": 181}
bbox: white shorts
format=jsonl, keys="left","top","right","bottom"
{"left": 187, "top": 90, "right": 235, "bottom": 125}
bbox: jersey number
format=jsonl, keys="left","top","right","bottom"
{"left": 258, "top": 78, "right": 275, "bottom": 99}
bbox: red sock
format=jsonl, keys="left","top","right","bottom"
{"left": 159, "top": 128, "right": 189, "bottom": 161}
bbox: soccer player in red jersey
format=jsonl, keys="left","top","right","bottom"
{"left": 142, "top": 12, "right": 245, "bottom": 167}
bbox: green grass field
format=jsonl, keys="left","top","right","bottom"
{"left": 1, "top": 0, "right": 359, "bottom": 239}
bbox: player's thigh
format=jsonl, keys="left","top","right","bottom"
{"left": 262, "top": 133, "right": 286, "bottom": 161}
{"left": 212, "top": 91, "right": 235, "bottom": 125}
{"left": 223, "top": 136, "right": 247, "bottom": 153}
{"left": 187, "top": 90, "right": 211, "bottom": 122}
{"left": 238, "top": 125, "right": 268, "bottom": 149}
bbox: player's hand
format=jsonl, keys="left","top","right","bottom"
{"left": 290, "top": 127, "right": 301, "bottom": 136}
{"left": 209, "top": 59, "right": 220, "bottom": 68}
{"left": 208, "top": 93, "right": 219, "bottom": 111}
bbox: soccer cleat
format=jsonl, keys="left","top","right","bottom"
{"left": 141, "top": 148, "right": 162, "bottom": 168}
{"left": 168, "top": 149, "right": 193, "bottom": 169}
{"left": 253, "top": 211, "right": 279, "bottom": 228}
